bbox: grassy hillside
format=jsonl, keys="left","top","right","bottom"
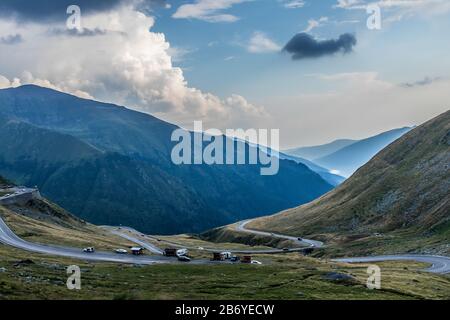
{"left": 0, "top": 198, "right": 135, "bottom": 251}
{"left": 0, "top": 196, "right": 448, "bottom": 300}
{"left": 249, "top": 111, "right": 450, "bottom": 256}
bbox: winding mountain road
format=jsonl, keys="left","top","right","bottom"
{"left": 237, "top": 220, "right": 450, "bottom": 274}
{"left": 107, "top": 225, "right": 311, "bottom": 254}
{"left": 236, "top": 220, "right": 324, "bottom": 248}
{"left": 109, "top": 228, "right": 164, "bottom": 255}
{"left": 332, "top": 255, "right": 450, "bottom": 274}
{"left": 0, "top": 216, "right": 169, "bottom": 265}
{"left": 1, "top": 189, "right": 449, "bottom": 273}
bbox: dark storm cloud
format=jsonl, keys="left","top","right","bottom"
{"left": 0, "top": 0, "right": 166, "bottom": 22}
{"left": 283, "top": 33, "right": 357, "bottom": 60}
{"left": 0, "top": 34, "right": 23, "bottom": 45}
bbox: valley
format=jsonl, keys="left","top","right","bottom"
{"left": 244, "top": 111, "right": 450, "bottom": 257}
{"left": 0, "top": 182, "right": 449, "bottom": 300}
{"left": 0, "top": 87, "right": 448, "bottom": 301}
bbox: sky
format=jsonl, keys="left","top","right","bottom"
{"left": 0, "top": 0, "right": 449, "bottom": 148}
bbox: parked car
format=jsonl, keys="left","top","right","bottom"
{"left": 115, "top": 249, "right": 128, "bottom": 254}
{"left": 178, "top": 255, "right": 191, "bottom": 262}
{"left": 83, "top": 247, "right": 95, "bottom": 253}
{"left": 230, "top": 256, "right": 240, "bottom": 262}
{"left": 176, "top": 248, "right": 189, "bottom": 257}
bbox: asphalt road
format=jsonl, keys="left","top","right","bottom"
{"left": 0, "top": 216, "right": 171, "bottom": 265}
{"left": 1, "top": 189, "right": 449, "bottom": 273}
{"left": 236, "top": 220, "right": 324, "bottom": 248}
{"left": 107, "top": 226, "right": 303, "bottom": 255}
{"left": 0, "top": 187, "right": 36, "bottom": 201}
{"left": 109, "top": 229, "right": 164, "bottom": 255}
{"left": 237, "top": 220, "right": 450, "bottom": 274}
{"left": 333, "top": 255, "right": 450, "bottom": 274}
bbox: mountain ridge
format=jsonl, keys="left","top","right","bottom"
{"left": 284, "top": 139, "right": 356, "bottom": 161}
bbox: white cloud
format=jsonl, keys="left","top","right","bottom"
{"left": 304, "top": 16, "right": 329, "bottom": 32}
{"left": 334, "top": 0, "right": 450, "bottom": 16}
{"left": 334, "top": 0, "right": 364, "bottom": 9}
{"left": 0, "top": 75, "right": 20, "bottom": 89}
{"left": 172, "top": 0, "right": 250, "bottom": 23}
{"left": 281, "top": 0, "right": 306, "bottom": 9}
{"left": 0, "top": 4, "right": 266, "bottom": 130}
{"left": 246, "top": 32, "right": 281, "bottom": 53}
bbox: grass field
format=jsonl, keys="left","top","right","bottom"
{"left": 1, "top": 244, "right": 449, "bottom": 300}
{"left": 1, "top": 201, "right": 449, "bottom": 300}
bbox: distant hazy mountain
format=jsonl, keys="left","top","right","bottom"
{"left": 314, "top": 127, "right": 412, "bottom": 177}
{"left": 277, "top": 153, "right": 345, "bottom": 186}
{"left": 237, "top": 139, "right": 345, "bottom": 186}
{"left": 249, "top": 111, "right": 450, "bottom": 255}
{"left": 284, "top": 139, "right": 356, "bottom": 161}
{"left": 284, "top": 128, "right": 412, "bottom": 179}
{"left": 0, "top": 85, "right": 333, "bottom": 234}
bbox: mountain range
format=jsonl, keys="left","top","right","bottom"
{"left": 238, "top": 139, "right": 345, "bottom": 186}
{"left": 0, "top": 85, "right": 333, "bottom": 234}
{"left": 285, "top": 139, "right": 356, "bottom": 161}
{"left": 284, "top": 127, "right": 412, "bottom": 177}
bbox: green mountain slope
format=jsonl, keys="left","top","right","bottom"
{"left": 249, "top": 111, "right": 450, "bottom": 254}
{"left": 0, "top": 85, "right": 333, "bottom": 234}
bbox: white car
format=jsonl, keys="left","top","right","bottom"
{"left": 115, "top": 249, "right": 128, "bottom": 254}
{"left": 251, "top": 260, "right": 262, "bottom": 265}
{"left": 177, "top": 248, "right": 189, "bottom": 257}
{"left": 83, "top": 247, "right": 95, "bottom": 253}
